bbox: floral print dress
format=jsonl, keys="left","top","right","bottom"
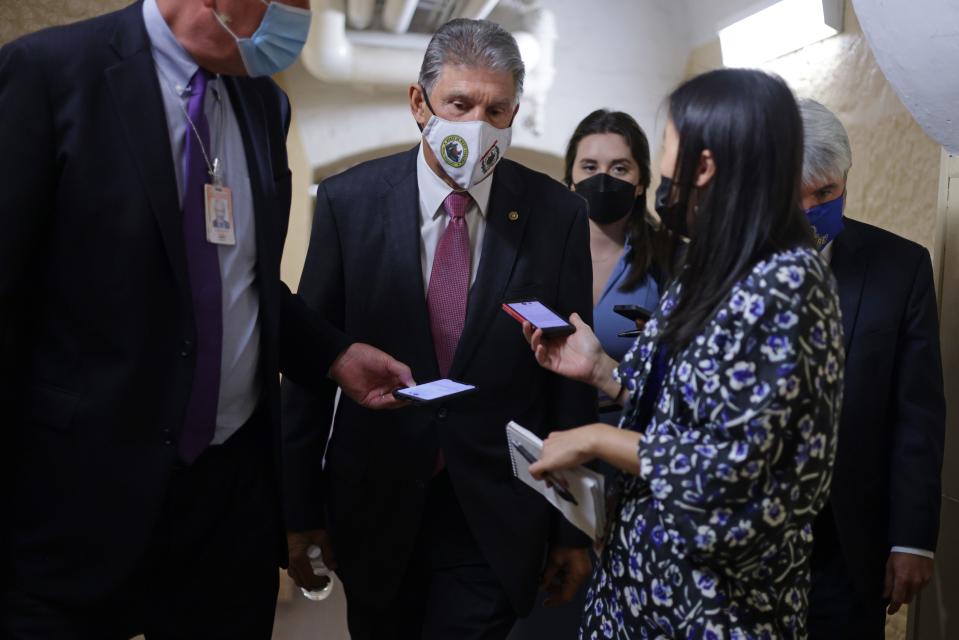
{"left": 580, "top": 247, "right": 844, "bottom": 640}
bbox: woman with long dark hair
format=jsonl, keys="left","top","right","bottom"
{"left": 511, "top": 111, "right": 679, "bottom": 640}
{"left": 563, "top": 110, "right": 676, "bottom": 365}
{"left": 522, "top": 68, "right": 844, "bottom": 637}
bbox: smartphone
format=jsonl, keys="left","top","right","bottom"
{"left": 501, "top": 299, "right": 576, "bottom": 337}
{"left": 393, "top": 379, "right": 477, "bottom": 404}
{"left": 613, "top": 304, "right": 653, "bottom": 322}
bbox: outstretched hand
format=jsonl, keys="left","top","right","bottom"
{"left": 329, "top": 343, "right": 415, "bottom": 410}
{"left": 523, "top": 313, "right": 605, "bottom": 386}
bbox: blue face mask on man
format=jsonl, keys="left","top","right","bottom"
{"left": 804, "top": 192, "right": 846, "bottom": 251}
{"left": 215, "top": 1, "right": 312, "bottom": 77}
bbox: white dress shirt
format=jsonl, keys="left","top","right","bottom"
{"left": 144, "top": 0, "right": 261, "bottom": 444}
{"left": 417, "top": 142, "right": 492, "bottom": 293}
{"left": 821, "top": 238, "right": 933, "bottom": 560}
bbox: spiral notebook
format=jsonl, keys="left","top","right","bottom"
{"left": 506, "top": 421, "right": 606, "bottom": 541}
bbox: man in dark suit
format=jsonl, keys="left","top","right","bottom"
{"left": 282, "top": 18, "right": 597, "bottom": 640}
{"left": 0, "top": 1, "right": 414, "bottom": 637}
{"left": 798, "top": 99, "right": 946, "bottom": 639}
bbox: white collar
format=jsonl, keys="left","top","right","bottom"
{"left": 416, "top": 142, "right": 493, "bottom": 220}
{"left": 142, "top": 0, "right": 199, "bottom": 97}
{"left": 821, "top": 239, "right": 835, "bottom": 264}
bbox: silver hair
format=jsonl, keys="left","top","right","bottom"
{"left": 798, "top": 98, "right": 852, "bottom": 187}
{"left": 418, "top": 18, "right": 525, "bottom": 100}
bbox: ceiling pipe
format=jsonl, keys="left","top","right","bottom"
{"left": 346, "top": 0, "right": 376, "bottom": 30}
{"left": 299, "top": 0, "right": 555, "bottom": 134}
{"left": 382, "top": 0, "right": 420, "bottom": 33}
{"left": 456, "top": 0, "right": 500, "bottom": 20}
{"left": 301, "top": 4, "right": 426, "bottom": 84}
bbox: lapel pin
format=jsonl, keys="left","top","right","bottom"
{"left": 508, "top": 211, "right": 520, "bottom": 221}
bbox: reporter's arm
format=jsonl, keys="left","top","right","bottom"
{"left": 529, "top": 423, "right": 641, "bottom": 478}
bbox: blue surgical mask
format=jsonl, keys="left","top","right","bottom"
{"left": 804, "top": 192, "right": 846, "bottom": 251}
{"left": 215, "top": 1, "right": 312, "bottom": 77}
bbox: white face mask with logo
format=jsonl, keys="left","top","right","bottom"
{"left": 420, "top": 90, "right": 513, "bottom": 190}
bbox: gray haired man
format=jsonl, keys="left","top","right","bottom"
{"left": 798, "top": 99, "right": 945, "bottom": 638}
{"left": 281, "top": 19, "right": 596, "bottom": 639}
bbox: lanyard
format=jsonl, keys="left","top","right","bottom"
{"left": 157, "top": 67, "right": 226, "bottom": 186}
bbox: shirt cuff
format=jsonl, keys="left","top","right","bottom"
{"left": 890, "top": 546, "right": 935, "bottom": 559}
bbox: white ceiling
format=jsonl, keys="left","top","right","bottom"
{"left": 678, "top": 0, "right": 782, "bottom": 47}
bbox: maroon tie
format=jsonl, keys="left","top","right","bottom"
{"left": 426, "top": 191, "right": 472, "bottom": 475}
{"left": 427, "top": 191, "right": 472, "bottom": 377}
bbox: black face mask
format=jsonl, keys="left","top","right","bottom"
{"left": 654, "top": 175, "right": 690, "bottom": 237}
{"left": 574, "top": 173, "right": 638, "bottom": 225}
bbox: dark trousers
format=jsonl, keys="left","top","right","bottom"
{"left": 345, "top": 471, "right": 517, "bottom": 640}
{"left": 807, "top": 507, "right": 886, "bottom": 640}
{"left": 2, "top": 411, "right": 281, "bottom": 640}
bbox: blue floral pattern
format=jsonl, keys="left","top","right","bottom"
{"left": 580, "top": 247, "right": 844, "bottom": 639}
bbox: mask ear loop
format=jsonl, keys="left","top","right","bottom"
{"left": 214, "top": 0, "right": 274, "bottom": 41}
{"left": 416, "top": 84, "right": 437, "bottom": 133}
{"left": 420, "top": 84, "right": 438, "bottom": 116}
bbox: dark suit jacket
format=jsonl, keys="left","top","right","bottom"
{"left": 281, "top": 147, "right": 598, "bottom": 615}
{"left": 0, "top": 1, "right": 349, "bottom": 605}
{"left": 818, "top": 217, "right": 945, "bottom": 601}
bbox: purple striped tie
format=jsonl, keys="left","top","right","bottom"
{"left": 178, "top": 69, "right": 223, "bottom": 464}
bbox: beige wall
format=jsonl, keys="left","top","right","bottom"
{"left": 0, "top": 0, "right": 129, "bottom": 44}
{"left": 273, "top": 75, "right": 314, "bottom": 290}
{"left": 684, "top": 0, "right": 941, "bottom": 257}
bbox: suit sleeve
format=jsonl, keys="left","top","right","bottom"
{"left": 0, "top": 39, "right": 55, "bottom": 407}
{"left": 273, "top": 86, "right": 353, "bottom": 389}
{"left": 547, "top": 201, "right": 600, "bottom": 548}
{"left": 281, "top": 181, "right": 345, "bottom": 531}
{"left": 887, "top": 248, "right": 945, "bottom": 552}
{"left": 279, "top": 285, "right": 353, "bottom": 390}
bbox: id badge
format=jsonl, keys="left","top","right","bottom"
{"left": 204, "top": 184, "right": 236, "bottom": 246}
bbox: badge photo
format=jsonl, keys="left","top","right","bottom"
{"left": 204, "top": 184, "right": 237, "bottom": 246}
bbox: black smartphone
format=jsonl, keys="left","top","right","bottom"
{"left": 393, "top": 379, "right": 477, "bottom": 404}
{"left": 502, "top": 299, "right": 576, "bottom": 337}
{"left": 613, "top": 304, "right": 653, "bottom": 322}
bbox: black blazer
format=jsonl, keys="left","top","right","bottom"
{"left": 0, "top": 2, "right": 348, "bottom": 605}
{"left": 821, "top": 218, "right": 945, "bottom": 600}
{"left": 281, "top": 148, "right": 598, "bottom": 615}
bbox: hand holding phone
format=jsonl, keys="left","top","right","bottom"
{"left": 392, "top": 379, "right": 477, "bottom": 404}
{"left": 502, "top": 299, "right": 576, "bottom": 337}
{"left": 612, "top": 304, "right": 652, "bottom": 322}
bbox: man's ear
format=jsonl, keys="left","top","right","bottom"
{"left": 695, "top": 149, "right": 716, "bottom": 188}
{"left": 409, "top": 84, "right": 429, "bottom": 129}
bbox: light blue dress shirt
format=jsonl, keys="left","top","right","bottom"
{"left": 593, "top": 242, "right": 661, "bottom": 364}
{"left": 593, "top": 242, "right": 661, "bottom": 424}
{"left": 143, "top": 0, "right": 261, "bottom": 444}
